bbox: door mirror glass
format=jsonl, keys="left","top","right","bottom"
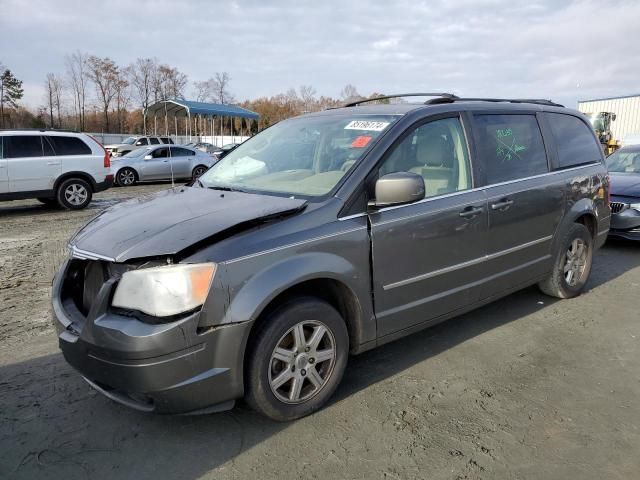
{"left": 370, "top": 172, "right": 425, "bottom": 208}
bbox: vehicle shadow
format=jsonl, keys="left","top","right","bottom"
{"left": 0, "top": 241, "right": 637, "bottom": 480}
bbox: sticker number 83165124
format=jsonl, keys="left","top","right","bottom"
{"left": 344, "top": 120, "right": 390, "bottom": 131}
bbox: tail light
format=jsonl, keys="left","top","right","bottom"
{"left": 87, "top": 135, "right": 110, "bottom": 168}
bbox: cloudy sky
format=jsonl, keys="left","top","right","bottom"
{"left": 1, "top": 0, "right": 639, "bottom": 109}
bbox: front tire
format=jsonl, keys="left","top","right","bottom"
{"left": 116, "top": 168, "right": 137, "bottom": 187}
{"left": 538, "top": 223, "right": 593, "bottom": 298}
{"left": 245, "top": 298, "right": 349, "bottom": 421}
{"left": 56, "top": 178, "right": 92, "bottom": 210}
{"left": 192, "top": 165, "right": 208, "bottom": 179}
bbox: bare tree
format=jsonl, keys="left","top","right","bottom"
{"left": 299, "top": 85, "right": 317, "bottom": 112}
{"left": 212, "top": 72, "right": 233, "bottom": 104}
{"left": 193, "top": 78, "right": 215, "bottom": 102}
{"left": 87, "top": 56, "right": 119, "bottom": 132}
{"left": 65, "top": 51, "right": 88, "bottom": 131}
{"left": 340, "top": 84, "right": 362, "bottom": 103}
{"left": 128, "top": 57, "right": 157, "bottom": 133}
{"left": 153, "top": 64, "right": 188, "bottom": 101}
{"left": 44, "top": 73, "right": 63, "bottom": 128}
{"left": 115, "top": 73, "right": 130, "bottom": 133}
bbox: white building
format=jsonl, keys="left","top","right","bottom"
{"left": 578, "top": 94, "right": 640, "bottom": 145}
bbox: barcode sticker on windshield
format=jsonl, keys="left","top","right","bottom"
{"left": 344, "top": 120, "right": 390, "bottom": 131}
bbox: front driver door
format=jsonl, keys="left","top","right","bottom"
{"left": 140, "top": 147, "right": 170, "bottom": 180}
{"left": 368, "top": 115, "right": 489, "bottom": 338}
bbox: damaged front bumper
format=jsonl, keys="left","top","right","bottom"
{"left": 609, "top": 204, "right": 640, "bottom": 241}
{"left": 52, "top": 258, "right": 252, "bottom": 414}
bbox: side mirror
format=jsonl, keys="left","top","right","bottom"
{"left": 136, "top": 141, "right": 144, "bottom": 146}
{"left": 144, "top": 154, "right": 152, "bottom": 160}
{"left": 369, "top": 172, "right": 425, "bottom": 208}
{"left": 611, "top": 113, "right": 617, "bottom": 122}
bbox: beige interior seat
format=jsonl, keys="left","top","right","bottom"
{"left": 411, "top": 136, "right": 454, "bottom": 196}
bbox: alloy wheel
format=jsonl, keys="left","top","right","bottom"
{"left": 268, "top": 320, "right": 336, "bottom": 404}
{"left": 119, "top": 169, "right": 135, "bottom": 185}
{"left": 564, "top": 238, "right": 588, "bottom": 286}
{"left": 64, "top": 183, "right": 88, "bottom": 206}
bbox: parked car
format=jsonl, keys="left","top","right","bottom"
{"left": 105, "top": 136, "right": 174, "bottom": 157}
{"left": 53, "top": 95, "right": 610, "bottom": 421}
{"left": 606, "top": 144, "right": 640, "bottom": 240}
{"left": 192, "top": 142, "right": 217, "bottom": 154}
{"left": 111, "top": 144, "right": 215, "bottom": 186}
{"left": 0, "top": 129, "right": 112, "bottom": 209}
{"left": 212, "top": 142, "right": 240, "bottom": 159}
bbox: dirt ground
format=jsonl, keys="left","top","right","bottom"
{"left": 1, "top": 185, "right": 639, "bottom": 480}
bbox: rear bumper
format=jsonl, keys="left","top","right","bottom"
{"left": 94, "top": 175, "right": 113, "bottom": 193}
{"left": 52, "top": 259, "right": 251, "bottom": 414}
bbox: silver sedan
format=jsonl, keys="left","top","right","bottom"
{"left": 110, "top": 145, "right": 216, "bottom": 186}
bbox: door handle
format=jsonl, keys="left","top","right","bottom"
{"left": 459, "top": 206, "right": 484, "bottom": 218}
{"left": 47, "top": 161, "right": 60, "bottom": 166}
{"left": 491, "top": 199, "right": 514, "bottom": 210}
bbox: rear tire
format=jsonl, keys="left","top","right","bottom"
{"left": 245, "top": 297, "right": 349, "bottom": 421}
{"left": 116, "top": 168, "right": 137, "bottom": 187}
{"left": 538, "top": 223, "right": 593, "bottom": 299}
{"left": 56, "top": 178, "right": 92, "bottom": 210}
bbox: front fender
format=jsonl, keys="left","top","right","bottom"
{"left": 200, "top": 248, "right": 374, "bottom": 347}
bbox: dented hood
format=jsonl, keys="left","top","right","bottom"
{"left": 70, "top": 186, "right": 307, "bottom": 262}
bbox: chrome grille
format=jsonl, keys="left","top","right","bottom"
{"left": 610, "top": 202, "right": 626, "bottom": 214}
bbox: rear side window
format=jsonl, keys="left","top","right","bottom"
{"left": 4, "top": 136, "right": 44, "bottom": 158}
{"left": 149, "top": 137, "right": 160, "bottom": 145}
{"left": 47, "top": 136, "right": 91, "bottom": 155}
{"left": 473, "top": 114, "right": 548, "bottom": 183}
{"left": 171, "top": 147, "right": 195, "bottom": 156}
{"left": 545, "top": 113, "right": 602, "bottom": 168}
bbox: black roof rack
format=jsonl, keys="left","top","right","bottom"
{"left": 0, "top": 128, "right": 80, "bottom": 133}
{"left": 343, "top": 93, "right": 459, "bottom": 107}
{"left": 445, "top": 97, "right": 564, "bottom": 108}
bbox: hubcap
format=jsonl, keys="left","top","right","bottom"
{"left": 120, "top": 170, "right": 135, "bottom": 185}
{"left": 268, "top": 320, "right": 336, "bottom": 404}
{"left": 64, "top": 184, "right": 88, "bottom": 206}
{"left": 564, "top": 238, "right": 588, "bottom": 286}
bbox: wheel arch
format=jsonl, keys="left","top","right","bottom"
{"left": 116, "top": 166, "right": 139, "bottom": 181}
{"left": 553, "top": 198, "right": 599, "bottom": 252}
{"left": 54, "top": 171, "right": 97, "bottom": 193}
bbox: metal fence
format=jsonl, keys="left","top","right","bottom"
{"left": 88, "top": 133, "right": 250, "bottom": 147}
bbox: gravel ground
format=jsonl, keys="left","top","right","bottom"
{"left": 1, "top": 185, "right": 639, "bottom": 480}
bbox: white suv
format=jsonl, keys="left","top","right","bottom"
{"left": 0, "top": 130, "right": 113, "bottom": 210}
{"left": 105, "top": 136, "right": 174, "bottom": 157}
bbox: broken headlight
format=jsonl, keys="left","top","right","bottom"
{"left": 112, "top": 263, "right": 216, "bottom": 317}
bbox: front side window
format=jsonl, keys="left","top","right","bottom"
{"left": 152, "top": 147, "right": 169, "bottom": 158}
{"left": 149, "top": 137, "right": 160, "bottom": 145}
{"left": 474, "top": 114, "right": 548, "bottom": 183}
{"left": 137, "top": 138, "right": 149, "bottom": 146}
{"left": 606, "top": 147, "right": 640, "bottom": 173}
{"left": 378, "top": 117, "right": 472, "bottom": 198}
{"left": 200, "top": 114, "right": 400, "bottom": 197}
{"left": 4, "top": 136, "right": 44, "bottom": 158}
{"left": 546, "top": 113, "right": 602, "bottom": 168}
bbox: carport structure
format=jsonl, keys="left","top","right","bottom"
{"left": 145, "top": 99, "right": 260, "bottom": 146}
